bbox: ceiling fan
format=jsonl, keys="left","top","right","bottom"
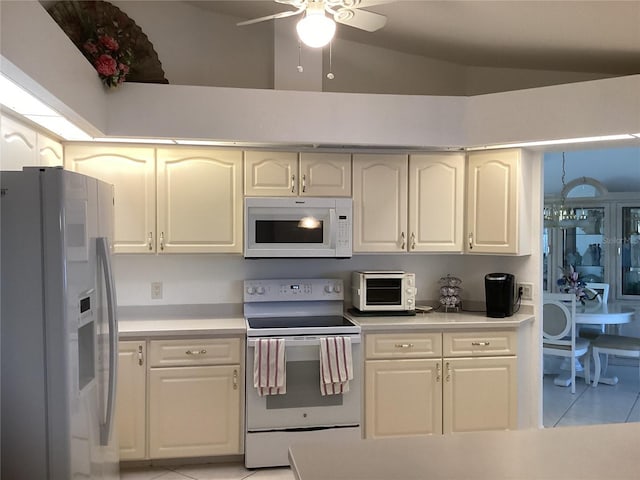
{"left": 237, "top": 0, "right": 392, "bottom": 48}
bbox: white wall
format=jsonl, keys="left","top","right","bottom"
{"left": 544, "top": 147, "right": 640, "bottom": 194}
{"left": 110, "top": 0, "right": 274, "bottom": 89}
{"left": 108, "top": 0, "right": 612, "bottom": 96}
{"left": 113, "top": 252, "right": 535, "bottom": 307}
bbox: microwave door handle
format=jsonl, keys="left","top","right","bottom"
{"left": 330, "top": 208, "right": 337, "bottom": 248}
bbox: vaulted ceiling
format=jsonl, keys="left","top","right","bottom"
{"left": 190, "top": 0, "right": 640, "bottom": 75}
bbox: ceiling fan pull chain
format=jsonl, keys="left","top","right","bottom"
{"left": 327, "top": 41, "right": 335, "bottom": 79}
{"left": 297, "top": 40, "right": 304, "bottom": 73}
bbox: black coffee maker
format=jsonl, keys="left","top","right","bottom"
{"left": 485, "top": 273, "right": 515, "bottom": 318}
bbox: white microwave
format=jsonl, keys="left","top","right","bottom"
{"left": 244, "top": 197, "right": 352, "bottom": 258}
{"left": 351, "top": 271, "right": 416, "bottom": 312}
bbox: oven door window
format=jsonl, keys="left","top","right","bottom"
{"left": 266, "top": 360, "right": 342, "bottom": 409}
{"left": 366, "top": 278, "right": 402, "bottom": 306}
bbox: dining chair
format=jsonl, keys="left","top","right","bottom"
{"left": 591, "top": 334, "right": 640, "bottom": 388}
{"left": 543, "top": 293, "right": 591, "bottom": 393}
{"left": 579, "top": 282, "right": 610, "bottom": 339}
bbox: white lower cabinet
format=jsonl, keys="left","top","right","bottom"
{"left": 366, "top": 358, "right": 443, "bottom": 437}
{"left": 364, "top": 330, "right": 517, "bottom": 439}
{"left": 115, "top": 337, "right": 243, "bottom": 461}
{"left": 149, "top": 364, "right": 241, "bottom": 458}
{"left": 116, "top": 341, "right": 146, "bottom": 460}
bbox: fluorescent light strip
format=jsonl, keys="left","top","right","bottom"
{"left": 0, "top": 74, "right": 92, "bottom": 141}
{"left": 467, "top": 134, "right": 636, "bottom": 151}
{"left": 92, "top": 137, "right": 177, "bottom": 144}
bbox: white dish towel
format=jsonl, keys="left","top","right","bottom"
{"left": 319, "top": 336, "right": 353, "bottom": 395}
{"left": 253, "top": 338, "right": 286, "bottom": 396}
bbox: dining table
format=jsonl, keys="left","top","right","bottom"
{"left": 553, "top": 301, "right": 636, "bottom": 386}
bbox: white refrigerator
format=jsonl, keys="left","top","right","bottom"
{"left": 1, "top": 167, "right": 120, "bottom": 479}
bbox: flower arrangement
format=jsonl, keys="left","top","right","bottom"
{"left": 81, "top": 28, "right": 133, "bottom": 88}
{"left": 557, "top": 265, "right": 594, "bottom": 304}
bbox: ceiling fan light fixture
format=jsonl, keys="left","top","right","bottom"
{"left": 296, "top": 7, "right": 336, "bottom": 48}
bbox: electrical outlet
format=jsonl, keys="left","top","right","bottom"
{"left": 518, "top": 282, "right": 533, "bottom": 301}
{"left": 151, "top": 281, "right": 163, "bottom": 300}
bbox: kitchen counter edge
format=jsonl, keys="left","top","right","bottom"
{"left": 118, "top": 317, "right": 246, "bottom": 338}
{"left": 346, "top": 310, "right": 534, "bottom": 332}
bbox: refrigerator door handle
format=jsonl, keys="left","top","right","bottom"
{"left": 97, "top": 236, "right": 118, "bottom": 446}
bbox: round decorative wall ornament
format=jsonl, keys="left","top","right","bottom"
{"left": 47, "top": 0, "right": 168, "bottom": 88}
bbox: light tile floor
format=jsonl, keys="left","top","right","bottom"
{"left": 543, "top": 362, "right": 640, "bottom": 427}
{"left": 123, "top": 363, "right": 640, "bottom": 479}
{"left": 120, "top": 464, "right": 294, "bottom": 480}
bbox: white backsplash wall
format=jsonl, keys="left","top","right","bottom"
{"left": 112, "top": 253, "right": 534, "bottom": 307}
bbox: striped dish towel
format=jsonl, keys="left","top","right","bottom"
{"left": 253, "top": 338, "right": 286, "bottom": 396}
{"left": 319, "top": 336, "right": 353, "bottom": 396}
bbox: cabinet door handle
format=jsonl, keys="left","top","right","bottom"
{"left": 446, "top": 362, "right": 451, "bottom": 382}
{"left": 471, "top": 341, "right": 490, "bottom": 346}
{"left": 233, "top": 369, "right": 238, "bottom": 390}
{"left": 410, "top": 232, "right": 416, "bottom": 250}
{"left": 160, "top": 232, "right": 165, "bottom": 251}
{"left": 302, "top": 174, "right": 306, "bottom": 193}
{"left": 394, "top": 343, "right": 414, "bottom": 349}
{"left": 400, "top": 231, "right": 406, "bottom": 250}
{"left": 436, "top": 362, "right": 441, "bottom": 382}
{"left": 148, "top": 232, "right": 153, "bottom": 251}
{"left": 468, "top": 232, "right": 473, "bottom": 250}
{"left": 185, "top": 349, "right": 207, "bottom": 355}
{"left": 291, "top": 174, "right": 296, "bottom": 193}
{"left": 137, "top": 344, "right": 144, "bottom": 366}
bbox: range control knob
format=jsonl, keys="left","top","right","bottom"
{"left": 256, "top": 286, "right": 265, "bottom": 295}
{"left": 334, "top": 284, "right": 342, "bottom": 293}
{"left": 246, "top": 286, "right": 256, "bottom": 295}
{"left": 324, "top": 284, "right": 334, "bottom": 293}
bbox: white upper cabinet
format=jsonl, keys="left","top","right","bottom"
{"left": 37, "top": 133, "right": 64, "bottom": 167}
{"left": 409, "top": 153, "right": 465, "bottom": 252}
{"left": 353, "top": 154, "right": 408, "bottom": 252}
{"left": 244, "top": 150, "right": 297, "bottom": 196}
{"left": 1, "top": 114, "right": 38, "bottom": 170}
{"left": 466, "top": 149, "right": 531, "bottom": 255}
{"left": 156, "top": 148, "right": 243, "bottom": 253}
{"left": 354, "top": 153, "right": 464, "bottom": 253}
{"left": 299, "top": 153, "right": 351, "bottom": 196}
{"left": 245, "top": 150, "right": 351, "bottom": 196}
{"left": 65, "top": 144, "right": 156, "bottom": 254}
{"left": 1, "top": 115, "right": 64, "bottom": 170}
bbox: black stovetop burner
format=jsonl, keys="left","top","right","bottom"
{"left": 246, "top": 315, "right": 356, "bottom": 329}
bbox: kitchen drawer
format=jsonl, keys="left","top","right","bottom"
{"left": 365, "top": 333, "right": 442, "bottom": 359}
{"left": 443, "top": 331, "right": 517, "bottom": 357}
{"left": 149, "top": 338, "right": 241, "bottom": 367}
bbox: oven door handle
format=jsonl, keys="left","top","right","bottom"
{"left": 248, "top": 336, "right": 361, "bottom": 347}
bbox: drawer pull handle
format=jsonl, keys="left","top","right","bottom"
{"left": 137, "top": 344, "right": 144, "bottom": 366}
{"left": 185, "top": 349, "right": 207, "bottom": 355}
{"left": 446, "top": 361, "right": 451, "bottom": 382}
{"left": 233, "top": 369, "right": 238, "bottom": 390}
{"left": 436, "top": 362, "right": 441, "bottom": 382}
{"left": 471, "top": 341, "right": 490, "bottom": 346}
{"left": 394, "top": 343, "right": 414, "bottom": 349}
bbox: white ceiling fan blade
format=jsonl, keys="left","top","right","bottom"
{"left": 347, "top": 0, "right": 396, "bottom": 7}
{"left": 334, "top": 8, "right": 387, "bottom": 32}
{"left": 237, "top": 7, "right": 305, "bottom": 27}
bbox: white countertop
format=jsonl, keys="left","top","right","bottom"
{"left": 289, "top": 422, "right": 640, "bottom": 480}
{"left": 346, "top": 309, "right": 534, "bottom": 332}
{"left": 118, "top": 317, "right": 246, "bottom": 338}
{"left": 117, "top": 304, "right": 246, "bottom": 337}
